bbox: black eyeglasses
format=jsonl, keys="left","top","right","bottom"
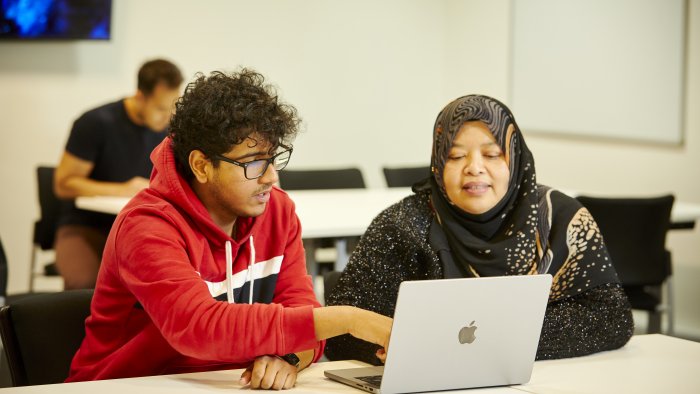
{"left": 214, "top": 146, "right": 293, "bottom": 180}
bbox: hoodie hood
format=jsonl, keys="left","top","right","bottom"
{"left": 146, "top": 137, "right": 255, "bottom": 247}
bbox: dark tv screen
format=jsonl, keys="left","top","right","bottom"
{"left": 0, "top": 0, "right": 111, "bottom": 40}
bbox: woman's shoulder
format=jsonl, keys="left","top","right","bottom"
{"left": 371, "top": 189, "right": 433, "bottom": 234}
{"left": 537, "top": 185, "right": 591, "bottom": 231}
{"left": 538, "top": 184, "right": 579, "bottom": 202}
{"left": 381, "top": 189, "right": 432, "bottom": 219}
{"left": 538, "top": 185, "right": 585, "bottom": 211}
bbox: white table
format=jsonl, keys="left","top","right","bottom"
{"left": 287, "top": 189, "right": 414, "bottom": 274}
{"left": 76, "top": 188, "right": 413, "bottom": 239}
{"left": 669, "top": 201, "right": 700, "bottom": 229}
{"left": 76, "top": 188, "right": 413, "bottom": 274}
{"left": 523, "top": 334, "right": 700, "bottom": 393}
{"left": 4, "top": 335, "right": 698, "bottom": 393}
{"left": 75, "top": 188, "right": 700, "bottom": 235}
{"left": 287, "top": 188, "right": 414, "bottom": 239}
{"left": 76, "top": 188, "right": 700, "bottom": 275}
{"left": 76, "top": 190, "right": 413, "bottom": 232}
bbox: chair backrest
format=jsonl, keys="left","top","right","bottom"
{"left": 34, "top": 166, "right": 62, "bottom": 250}
{"left": 0, "top": 289, "right": 93, "bottom": 386}
{"left": 382, "top": 166, "right": 431, "bottom": 188}
{"left": 576, "top": 195, "right": 674, "bottom": 286}
{"left": 279, "top": 168, "right": 365, "bottom": 190}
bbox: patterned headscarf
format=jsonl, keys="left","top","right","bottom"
{"left": 427, "top": 95, "right": 618, "bottom": 300}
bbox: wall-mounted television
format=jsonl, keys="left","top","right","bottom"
{"left": 0, "top": 0, "right": 112, "bottom": 40}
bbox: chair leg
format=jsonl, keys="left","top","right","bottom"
{"left": 303, "top": 239, "right": 318, "bottom": 281}
{"left": 665, "top": 278, "right": 674, "bottom": 335}
{"left": 28, "top": 245, "right": 37, "bottom": 292}
{"left": 334, "top": 239, "right": 349, "bottom": 272}
{"left": 647, "top": 311, "right": 662, "bottom": 334}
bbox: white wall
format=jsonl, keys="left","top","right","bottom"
{"left": 1, "top": 0, "right": 699, "bottom": 337}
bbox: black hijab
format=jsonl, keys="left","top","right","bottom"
{"left": 425, "top": 95, "right": 618, "bottom": 300}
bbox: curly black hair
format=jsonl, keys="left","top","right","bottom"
{"left": 169, "top": 68, "right": 300, "bottom": 181}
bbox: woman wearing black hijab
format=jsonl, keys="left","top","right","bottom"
{"left": 325, "top": 95, "right": 633, "bottom": 364}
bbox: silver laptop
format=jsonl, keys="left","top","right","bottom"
{"left": 325, "top": 274, "right": 552, "bottom": 394}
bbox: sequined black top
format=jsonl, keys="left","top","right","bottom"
{"left": 325, "top": 191, "right": 634, "bottom": 364}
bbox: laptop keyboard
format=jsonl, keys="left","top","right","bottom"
{"left": 356, "top": 375, "right": 383, "bottom": 387}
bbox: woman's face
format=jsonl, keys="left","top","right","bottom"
{"left": 443, "top": 121, "right": 510, "bottom": 214}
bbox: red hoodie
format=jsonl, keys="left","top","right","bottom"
{"left": 66, "top": 138, "right": 324, "bottom": 381}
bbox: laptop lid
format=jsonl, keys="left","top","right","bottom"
{"left": 325, "top": 274, "right": 552, "bottom": 394}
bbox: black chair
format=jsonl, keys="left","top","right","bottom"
{"left": 382, "top": 166, "right": 431, "bottom": 188}
{"left": 1, "top": 235, "right": 48, "bottom": 387}
{"left": 1, "top": 235, "right": 36, "bottom": 306}
{"left": 278, "top": 168, "right": 365, "bottom": 278}
{"left": 279, "top": 168, "right": 365, "bottom": 190}
{"left": 0, "top": 289, "right": 93, "bottom": 386}
{"left": 30, "top": 166, "right": 62, "bottom": 291}
{"left": 577, "top": 195, "right": 675, "bottom": 334}
{"left": 0, "top": 235, "right": 8, "bottom": 307}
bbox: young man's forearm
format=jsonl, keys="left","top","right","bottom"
{"left": 313, "top": 306, "right": 392, "bottom": 363}
{"left": 296, "top": 349, "right": 315, "bottom": 371}
{"left": 313, "top": 306, "right": 354, "bottom": 340}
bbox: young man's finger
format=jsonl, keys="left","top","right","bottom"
{"left": 376, "top": 348, "right": 387, "bottom": 363}
{"left": 283, "top": 372, "right": 297, "bottom": 389}
{"left": 239, "top": 368, "right": 252, "bottom": 385}
{"left": 250, "top": 358, "right": 269, "bottom": 388}
{"left": 272, "top": 368, "right": 289, "bottom": 390}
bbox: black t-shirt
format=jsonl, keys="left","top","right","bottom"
{"left": 58, "top": 99, "right": 167, "bottom": 231}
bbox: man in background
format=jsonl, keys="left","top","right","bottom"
{"left": 53, "top": 58, "right": 183, "bottom": 289}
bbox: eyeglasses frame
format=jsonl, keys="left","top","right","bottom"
{"left": 212, "top": 145, "right": 293, "bottom": 180}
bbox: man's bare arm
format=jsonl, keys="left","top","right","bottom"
{"left": 54, "top": 151, "right": 148, "bottom": 198}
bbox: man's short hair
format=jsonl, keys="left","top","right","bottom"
{"left": 137, "top": 59, "right": 183, "bottom": 96}
{"left": 169, "top": 68, "right": 300, "bottom": 181}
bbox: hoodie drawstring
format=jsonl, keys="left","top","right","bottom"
{"left": 225, "top": 241, "right": 234, "bottom": 304}
{"left": 224, "top": 237, "right": 256, "bottom": 304}
{"left": 248, "top": 235, "right": 255, "bottom": 304}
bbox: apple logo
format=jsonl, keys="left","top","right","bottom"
{"left": 458, "top": 320, "right": 477, "bottom": 344}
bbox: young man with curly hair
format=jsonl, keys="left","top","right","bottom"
{"left": 66, "top": 69, "right": 391, "bottom": 389}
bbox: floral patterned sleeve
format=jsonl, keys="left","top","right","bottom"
{"left": 538, "top": 204, "right": 634, "bottom": 359}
